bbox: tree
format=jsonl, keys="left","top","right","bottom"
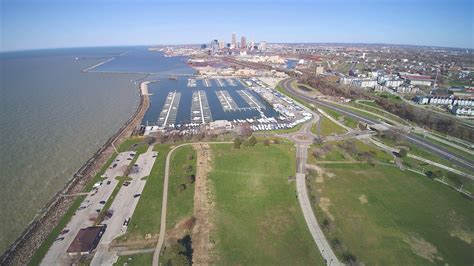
{"left": 233, "top": 137, "right": 242, "bottom": 149}
{"left": 247, "top": 136, "right": 257, "bottom": 147}
{"left": 398, "top": 148, "right": 408, "bottom": 158}
{"left": 263, "top": 139, "right": 270, "bottom": 146}
{"left": 186, "top": 174, "right": 196, "bottom": 184}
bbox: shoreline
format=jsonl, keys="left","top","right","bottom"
{"left": 0, "top": 81, "right": 150, "bottom": 265}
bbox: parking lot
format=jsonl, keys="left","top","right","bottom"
{"left": 40, "top": 151, "right": 134, "bottom": 265}
{"left": 91, "top": 146, "right": 158, "bottom": 265}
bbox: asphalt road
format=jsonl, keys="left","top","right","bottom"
{"left": 289, "top": 117, "right": 341, "bottom": 265}
{"left": 280, "top": 78, "right": 474, "bottom": 173}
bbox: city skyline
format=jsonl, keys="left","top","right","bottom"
{"left": 1, "top": 0, "right": 473, "bottom": 52}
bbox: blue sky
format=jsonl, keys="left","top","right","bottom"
{"left": 1, "top": 0, "right": 473, "bottom": 51}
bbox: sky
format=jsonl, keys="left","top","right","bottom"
{"left": 1, "top": 0, "right": 473, "bottom": 51}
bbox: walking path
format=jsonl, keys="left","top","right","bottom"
{"left": 152, "top": 142, "right": 231, "bottom": 266}
{"left": 290, "top": 128, "right": 341, "bottom": 266}
{"left": 191, "top": 143, "right": 213, "bottom": 266}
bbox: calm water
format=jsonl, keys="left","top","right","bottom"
{"left": 90, "top": 47, "right": 194, "bottom": 76}
{"left": 143, "top": 78, "right": 278, "bottom": 125}
{"left": 0, "top": 47, "right": 187, "bottom": 253}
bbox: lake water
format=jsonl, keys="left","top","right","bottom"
{"left": 0, "top": 46, "right": 277, "bottom": 253}
{"left": 0, "top": 46, "right": 190, "bottom": 253}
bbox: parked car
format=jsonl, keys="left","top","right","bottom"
{"left": 60, "top": 229, "right": 70, "bottom": 235}
{"left": 99, "top": 200, "right": 106, "bottom": 204}
{"left": 107, "top": 180, "right": 111, "bottom": 185}
{"left": 133, "top": 194, "right": 141, "bottom": 198}
{"left": 123, "top": 218, "right": 130, "bottom": 227}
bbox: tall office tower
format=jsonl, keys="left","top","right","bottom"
{"left": 241, "top": 36, "right": 247, "bottom": 49}
{"left": 232, "top": 32, "right": 237, "bottom": 48}
{"left": 219, "top": 40, "right": 225, "bottom": 49}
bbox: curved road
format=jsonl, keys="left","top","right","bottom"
{"left": 280, "top": 78, "right": 474, "bottom": 174}
{"left": 152, "top": 142, "right": 231, "bottom": 266}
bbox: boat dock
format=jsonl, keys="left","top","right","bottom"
{"left": 191, "top": 90, "right": 213, "bottom": 124}
{"left": 203, "top": 78, "right": 211, "bottom": 87}
{"left": 237, "top": 90, "right": 266, "bottom": 110}
{"left": 187, "top": 78, "right": 196, "bottom": 87}
{"left": 215, "top": 90, "right": 239, "bottom": 112}
{"left": 226, "top": 78, "right": 237, "bottom": 86}
{"left": 157, "top": 91, "right": 181, "bottom": 127}
{"left": 215, "top": 78, "right": 226, "bottom": 87}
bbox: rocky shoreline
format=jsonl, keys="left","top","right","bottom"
{"left": 0, "top": 82, "right": 150, "bottom": 266}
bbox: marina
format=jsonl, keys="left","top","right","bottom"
{"left": 157, "top": 91, "right": 181, "bottom": 127}
{"left": 203, "top": 78, "right": 212, "bottom": 87}
{"left": 237, "top": 90, "right": 266, "bottom": 110}
{"left": 215, "top": 90, "right": 240, "bottom": 111}
{"left": 187, "top": 78, "right": 196, "bottom": 87}
{"left": 226, "top": 78, "right": 238, "bottom": 86}
{"left": 191, "top": 90, "right": 213, "bottom": 124}
{"left": 215, "top": 78, "right": 226, "bottom": 87}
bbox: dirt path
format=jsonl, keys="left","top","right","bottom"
{"left": 191, "top": 143, "right": 213, "bottom": 266}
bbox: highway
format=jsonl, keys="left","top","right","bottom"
{"left": 280, "top": 78, "right": 474, "bottom": 173}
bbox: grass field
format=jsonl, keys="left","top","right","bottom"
{"left": 402, "top": 157, "right": 474, "bottom": 194}
{"left": 308, "top": 140, "right": 393, "bottom": 165}
{"left": 114, "top": 252, "right": 153, "bottom": 265}
{"left": 308, "top": 163, "right": 474, "bottom": 265}
{"left": 311, "top": 116, "right": 347, "bottom": 136}
{"left": 376, "top": 135, "right": 472, "bottom": 173}
{"left": 208, "top": 142, "right": 325, "bottom": 265}
{"left": 318, "top": 106, "right": 359, "bottom": 129}
{"left": 165, "top": 145, "right": 196, "bottom": 229}
{"left": 353, "top": 101, "right": 409, "bottom": 125}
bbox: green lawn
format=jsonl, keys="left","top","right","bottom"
{"left": 309, "top": 163, "right": 474, "bottom": 265}
{"left": 209, "top": 142, "right": 325, "bottom": 265}
{"left": 376, "top": 135, "right": 472, "bottom": 173}
{"left": 114, "top": 252, "right": 153, "bottom": 265}
{"left": 308, "top": 140, "right": 393, "bottom": 164}
{"left": 353, "top": 101, "right": 409, "bottom": 125}
{"left": 311, "top": 116, "right": 347, "bottom": 136}
{"left": 402, "top": 157, "right": 474, "bottom": 194}
{"left": 318, "top": 106, "right": 359, "bottom": 129}
{"left": 166, "top": 145, "right": 197, "bottom": 229}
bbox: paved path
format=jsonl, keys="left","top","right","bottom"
{"left": 291, "top": 132, "right": 342, "bottom": 266}
{"left": 152, "top": 142, "right": 231, "bottom": 266}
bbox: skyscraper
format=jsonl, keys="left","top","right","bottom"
{"left": 241, "top": 36, "right": 246, "bottom": 50}
{"left": 232, "top": 32, "right": 237, "bottom": 49}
